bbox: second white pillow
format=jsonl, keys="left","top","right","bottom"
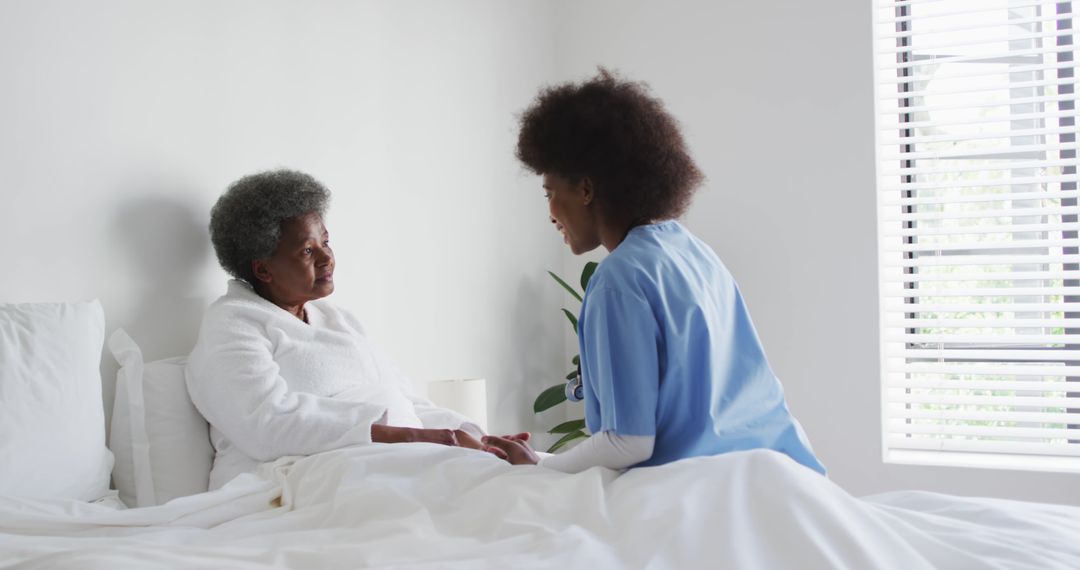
{"left": 109, "top": 329, "right": 213, "bottom": 507}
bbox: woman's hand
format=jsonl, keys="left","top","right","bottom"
{"left": 481, "top": 434, "right": 540, "bottom": 465}
{"left": 452, "top": 429, "right": 512, "bottom": 460}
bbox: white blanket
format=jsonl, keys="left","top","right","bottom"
{"left": 1, "top": 447, "right": 1079, "bottom": 569}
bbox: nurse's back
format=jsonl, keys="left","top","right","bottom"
{"left": 579, "top": 220, "right": 826, "bottom": 474}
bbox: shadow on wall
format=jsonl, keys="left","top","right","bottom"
{"left": 97, "top": 192, "right": 214, "bottom": 438}
{"left": 502, "top": 274, "right": 567, "bottom": 449}
{"left": 109, "top": 194, "right": 211, "bottom": 360}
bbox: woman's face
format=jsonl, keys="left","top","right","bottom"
{"left": 544, "top": 173, "right": 600, "bottom": 255}
{"left": 252, "top": 212, "right": 335, "bottom": 307}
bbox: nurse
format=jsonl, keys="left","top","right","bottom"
{"left": 484, "top": 70, "right": 826, "bottom": 475}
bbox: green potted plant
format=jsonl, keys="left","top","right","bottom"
{"left": 533, "top": 261, "right": 597, "bottom": 452}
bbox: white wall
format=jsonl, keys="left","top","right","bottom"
{"left": 552, "top": 0, "right": 1080, "bottom": 505}
{"left": 0, "top": 0, "right": 569, "bottom": 442}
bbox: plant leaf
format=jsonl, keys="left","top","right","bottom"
{"left": 533, "top": 384, "right": 568, "bottom": 413}
{"left": 561, "top": 308, "right": 578, "bottom": 334}
{"left": 565, "top": 369, "right": 578, "bottom": 380}
{"left": 548, "top": 419, "right": 586, "bottom": 434}
{"left": 547, "top": 430, "right": 589, "bottom": 453}
{"left": 580, "top": 261, "right": 598, "bottom": 292}
{"left": 547, "top": 271, "right": 583, "bottom": 303}
{"left": 572, "top": 354, "right": 580, "bottom": 366}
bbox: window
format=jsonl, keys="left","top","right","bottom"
{"left": 873, "top": 0, "right": 1080, "bottom": 472}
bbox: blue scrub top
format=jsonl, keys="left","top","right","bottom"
{"left": 578, "top": 221, "right": 826, "bottom": 475}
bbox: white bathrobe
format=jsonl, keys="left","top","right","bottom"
{"left": 186, "top": 280, "right": 481, "bottom": 490}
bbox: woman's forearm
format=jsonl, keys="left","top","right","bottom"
{"left": 370, "top": 424, "right": 465, "bottom": 447}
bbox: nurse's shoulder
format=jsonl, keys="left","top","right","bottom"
{"left": 584, "top": 235, "right": 656, "bottom": 299}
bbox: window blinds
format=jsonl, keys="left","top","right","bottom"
{"left": 873, "top": 0, "right": 1080, "bottom": 472}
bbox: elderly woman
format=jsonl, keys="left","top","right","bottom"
{"left": 186, "top": 170, "right": 493, "bottom": 490}
{"left": 484, "top": 70, "right": 827, "bottom": 476}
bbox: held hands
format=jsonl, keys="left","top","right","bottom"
{"left": 481, "top": 433, "right": 540, "bottom": 465}
{"left": 457, "top": 430, "right": 539, "bottom": 463}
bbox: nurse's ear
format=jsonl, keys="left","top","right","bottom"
{"left": 580, "top": 176, "right": 595, "bottom": 206}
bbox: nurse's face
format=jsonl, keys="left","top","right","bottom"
{"left": 543, "top": 173, "right": 601, "bottom": 255}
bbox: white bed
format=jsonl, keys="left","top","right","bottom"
{"left": 3, "top": 444, "right": 1080, "bottom": 569}
{"left": 3, "top": 301, "right": 1080, "bottom": 569}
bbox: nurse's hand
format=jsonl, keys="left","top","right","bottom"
{"left": 482, "top": 435, "right": 540, "bottom": 465}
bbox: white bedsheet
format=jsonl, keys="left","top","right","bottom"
{"left": 1, "top": 445, "right": 1078, "bottom": 569}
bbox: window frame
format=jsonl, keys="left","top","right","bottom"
{"left": 875, "top": 0, "right": 1080, "bottom": 473}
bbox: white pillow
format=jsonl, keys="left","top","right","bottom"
{"left": 0, "top": 300, "right": 114, "bottom": 501}
{"left": 108, "top": 329, "right": 213, "bottom": 507}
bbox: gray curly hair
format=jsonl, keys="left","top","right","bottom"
{"left": 209, "top": 169, "right": 331, "bottom": 285}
